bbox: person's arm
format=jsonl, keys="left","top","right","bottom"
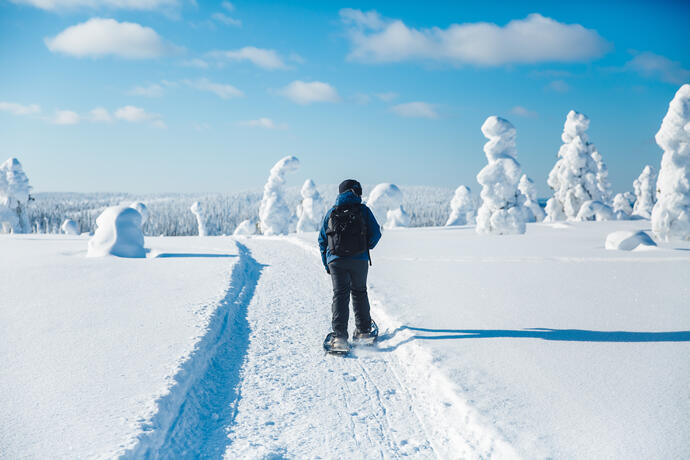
{"left": 364, "top": 206, "right": 382, "bottom": 249}
{"left": 318, "top": 209, "right": 331, "bottom": 271}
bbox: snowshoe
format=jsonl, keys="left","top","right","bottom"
{"left": 323, "top": 332, "right": 350, "bottom": 355}
{"left": 353, "top": 320, "right": 379, "bottom": 345}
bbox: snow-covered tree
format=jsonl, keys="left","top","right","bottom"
{"left": 233, "top": 219, "right": 257, "bottom": 235}
{"left": 576, "top": 200, "right": 615, "bottom": 221}
{"left": 366, "top": 183, "right": 410, "bottom": 229}
{"left": 518, "top": 174, "right": 545, "bottom": 222}
{"left": 545, "top": 111, "right": 610, "bottom": 221}
{"left": 652, "top": 84, "right": 690, "bottom": 241}
{"left": 632, "top": 165, "right": 657, "bottom": 218}
{"left": 445, "top": 185, "right": 476, "bottom": 226}
{"left": 190, "top": 201, "right": 207, "bottom": 236}
{"left": 259, "top": 156, "right": 300, "bottom": 235}
{"left": 296, "top": 179, "right": 324, "bottom": 233}
{"left": 129, "top": 202, "right": 149, "bottom": 225}
{"left": 87, "top": 206, "right": 145, "bottom": 258}
{"left": 61, "top": 219, "right": 79, "bottom": 235}
{"left": 475, "top": 116, "right": 527, "bottom": 234}
{"left": 0, "top": 157, "right": 31, "bottom": 233}
{"left": 591, "top": 150, "right": 613, "bottom": 204}
{"left": 612, "top": 193, "right": 633, "bottom": 219}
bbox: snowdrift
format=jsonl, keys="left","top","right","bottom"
{"left": 87, "top": 206, "right": 145, "bottom": 258}
{"left": 605, "top": 230, "right": 657, "bottom": 251}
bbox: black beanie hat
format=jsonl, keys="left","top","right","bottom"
{"left": 339, "top": 179, "right": 362, "bottom": 196}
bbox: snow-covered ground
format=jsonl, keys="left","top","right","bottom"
{"left": 2, "top": 220, "right": 689, "bottom": 458}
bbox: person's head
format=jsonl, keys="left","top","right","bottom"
{"left": 338, "top": 179, "right": 362, "bottom": 196}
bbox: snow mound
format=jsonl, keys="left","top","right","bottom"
{"left": 259, "top": 156, "right": 300, "bottom": 235}
{"left": 576, "top": 200, "right": 614, "bottom": 221}
{"left": 129, "top": 202, "right": 149, "bottom": 225}
{"left": 605, "top": 230, "right": 657, "bottom": 251}
{"left": 87, "top": 206, "right": 145, "bottom": 258}
{"left": 366, "top": 183, "right": 410, "bottom": 229}
{"left": 233, "top": 219, "right": 257, "bottom": 235}
{"left": 445, "top": 185, "right": 476, "bottom": 226}
{"left": 296, "top": 179, "right": 324, "bottom": 233}
{"left": 476, "top": 116, "right": 527, "bottom": 234}
{"left": 652, "top": 84, "right": 690, "bottom": 241}
{"left": 61, "top": 219, "right": 79, "bottom": 235}
{"left": 190, "top": 201, "right": 206, "bottom": 236}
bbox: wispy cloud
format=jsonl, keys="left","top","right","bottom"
{"left": 390, "top": 102, "right": 438, "bottom": 119}
{"left": 128, "top": 83, "right": 165, "bottom": 97}
{"left": 221, "top": 1, "right": 234, "bottom": 12}
{"left": 114, "top": 105, "right": 165, "bottom": 128}
{"left": 340, "top": 9, "right": 610, "bottom": 66}
{"left": 45, "top": 18, "right": 181, "bottom": 59}
{"left": 239, "top": 117, "right": 287, "bottom": 130}
{"left": 625, "top": 52, "right": 690, "bottom": 85}
{"left": 209, "top": 46, "right": 287, "bottom": 70}
{"left": 376, "top": 92, "right": 398, "bottom": 102}
{"left": 511, "top": 106, "right": 538, "bottom": 118}
{"left": 0, "top": 101, "right": 41, "bottom": 116}
{"left": 279, "top": 80, "right": 340, "bottom": 105}
{"left": 212, "top": 12, "right": 241, "bottom": 27}
{"left": 52, "top": 109, "right": 80, "bottom": 125}
{"left": 546, "top": 80, "right": 570, "bottom": 93}
{"left": 184, "top": 78, "right": 243, "bottom": 99}
{"left": 180, "top": 58, "right": 209, "bottom": 69}
{"left": 10, "top": 0, "right": 180, "bottom": 12}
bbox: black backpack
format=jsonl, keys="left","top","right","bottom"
{"left": 326, "top": 203, "right": 368, "bottom": 257}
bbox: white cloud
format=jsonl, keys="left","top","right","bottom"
{"left": 89, "top": 107, "right": 112, "bottom": 122}
{"left": 546, "top": 80, "right": 570, "bottom": 92}
{"left": 209, "top": 46, "right": 287, "bottom": 70}
{"left": 45, "top": 18, "right": 181, "bottom": 59}
{"left": 114, "top": 105, "right": 164, "bottom": 127}
{"left": 128, "top": 83, "right": 164, "bottom": 97}
{"left": 184, "top": 78, "right": 243, "bottom": 99}
{"left": 212, "top": 12, "right": 241, "bottom": 27}
{"left": 340, "top": 10, "right": 609, "bottom": 66}
{"left": 376, "top": 92, "right": 398, "bottom": 102}
{"left": 280, "top": 80, "right": 340, "bottom": 105}
{"left": 390, "top": 102, "right": 438, "bottom": 119}
{"left": 221, "top": 1, "right": 234, "bottom": 11}
{"left": 511, "top": 106, "right": 538, "bottom": 118}
{"left": 353, "top": 93, "right": 371, "bottom": 105}
{"left": 52, "top": 109, "right": 80, "bottom": 125}
{"left": 10, "top": 0, "right": 179, "bottom": 11}
{"left": 0, "top": 102, "right": 41, "bottom": 116}
{"left": 239, "top": 117, "right": 287, "bottom": 130}
{"left": 180, "top": 58, "right": 209, "bottom": 68}
{"left": 625, "top": 52, "right": 690, "bottom": 85}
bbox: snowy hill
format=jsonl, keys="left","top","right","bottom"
{"left": 1, "top": 220, "right": 688, "bottom": 459}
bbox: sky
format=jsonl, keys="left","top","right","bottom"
{"left": 0, "top": 0, "right": 689, "bottom": 195}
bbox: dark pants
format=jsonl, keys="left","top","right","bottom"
{"left": 328, "top": 258, "right": 371, "bottom": 338}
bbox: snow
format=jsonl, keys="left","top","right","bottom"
{"left": 612, "top": 192, "right": 633, "bottom": 219}
{"left": 575, "top": 199, "right": 614, "bottom": 221}
{"left": 0, "top": 157, "right": 31, "bottom": 233}
{"left": 605, "top": 230, "right": 656, "bottom": 251}
{"left": 3, "top": 220, "right": 689, "bottom": 459}
{"left": 546, "top": 110, "right": 608, "bottom": 221}
{"left": 60, "top": 218, "right": 79, "bottom": 235}
{"left": 476, "top": 116, "right": 527, "bottom": 234}
{"left": 445, "top": 185, "right": 476, "bottom": 226}
{"left": 258, "top": 156, "right": 300, "bottom": 235}
{"left": 190, "top": 201, "right": 207, "bottom": 236}
{"left": 87, "top": 206, "right": 145, "bottom": 258}
{"left": 651, "top": 84, "right": 690, "bottom": 241}
{"left": 633, "top": 165, "right": 657, "bottom": 218}
{"left": 518, "top": 175, "right": 545, "bottom": 222}
{"left": 233, "top": 219, "right": 257, "bottom": 235}
{"left": 295, "top": 179, "right": 324, "bottom": 233}
{"left": 366, "top": 182, "right": 410, "bottom": 229}
{"left": 129, "top": 201, "right": 149, "bottom": 225}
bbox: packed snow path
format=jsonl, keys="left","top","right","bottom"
{"left": 127, "top": 237, "right": 516, "bottom": 459}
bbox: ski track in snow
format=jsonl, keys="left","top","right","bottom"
{"left": 124, "top": 237, "right": 519, "bottom": 459}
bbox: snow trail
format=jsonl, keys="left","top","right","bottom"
{"left": 123, "top": 242, "right": 263, "bottom": 459}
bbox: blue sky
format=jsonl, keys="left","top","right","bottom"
{"left": 1, "top": 0, "right": 688, "bottom": 195}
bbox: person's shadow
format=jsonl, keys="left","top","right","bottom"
{"left": 377, "top": 326, "right": 690, "bottom": 351}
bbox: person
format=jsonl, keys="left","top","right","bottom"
{"left": 318, "top": 179, "right": 382, "bottom": 352}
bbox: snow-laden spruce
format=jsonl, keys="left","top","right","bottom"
{"left": 233, "top": 219, "right": 257, "bottom": 235}
{"left": 61, "top": 219, "right": 79, "bottom": 235}
{"left": 545, "top": 111, "right": 612, "bottom": 221}
{"left": 613, "top": 193, "right": 633, "bottom": 219}
{"left": 633, "top": 165, "right": 657, "bottom": 218}
{"left": 87, "top": 206, "right": 145, "bottom": 258}
{"left": 445, "top": 185, "right": 476, "bottom": 226}
{"left": 129, "top": 202, "right": 149, "bottom": 225}
{"left": 366, "top": 183, "right": 410, "bottom": 229}
{"left": 652, "top": 84, "right": 690, "bottom": 241}
{"left": 518, "top": 174, "right": 545, "bottom": 222}
{"left": 296, "top": 179, "right": 324, "bottom": 233}
{"left": 0, "top": 157, "right": 32, "bottom": 233}
{"left": 475, "top": 116, "right": 527, "bottom": 234}
{"left": 190, "top": 201, "right": 207, "bottom": 236}
{"left": 259, "top": 156, "right": 300, "bottom": 235}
